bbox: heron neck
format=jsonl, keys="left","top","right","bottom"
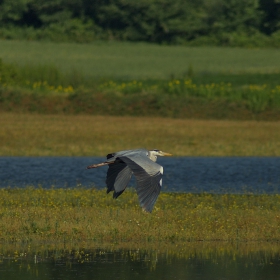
{"left": 148, "top": 152, "right": 157, "bottom": 162}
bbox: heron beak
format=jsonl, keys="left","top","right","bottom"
{"left": 161, "top": 151, "right": 172, "bottom": 156}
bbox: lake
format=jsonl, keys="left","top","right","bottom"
{"left": 0, "top": 156, "right": 280, "bottom": 193}
{"left": 0, "top": 244, "right": 280, "bottom": 280}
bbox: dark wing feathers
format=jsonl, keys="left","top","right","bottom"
{"left": 106, "top": 153, "right": 115, "bottom": 160}
{"left": 118, "top": 154, "right": 163, "bottom": 212}
{"left": 136, "top": 173, "right": 162, "bottom": 211}
{"left": 106, "top": 161, "right": 132, "bottom": 198}
{"left": 136, "top": 172, "right": 162, "bottom": 212}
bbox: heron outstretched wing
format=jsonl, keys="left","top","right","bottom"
{"left": 106, "top": 149, "right": 148, "bottom": 161}
{"left": 87, "top": 148, "right": 171, "bottom": 212}
{"left": 105, "top": 149, "right": 147, "bottom": 198}
{"left": 106, "top": 162, "right": 132, "bottom": 198}
{"left": 118, "top": 153, "right": 163, "bottom": 212}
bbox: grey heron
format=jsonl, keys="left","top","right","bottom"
{"left": 87, "top": 149, "right": 172, "bottom": 212}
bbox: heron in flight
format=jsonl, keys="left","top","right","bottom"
{"left": 87, "top": 149, "right": 172, "bottom": 212}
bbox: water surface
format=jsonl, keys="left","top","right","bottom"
{"left": 0, "top": 157, "right": 279, "bottom": 193}
{"left": 0, "top": 245, "right": 280, "bottom": 280}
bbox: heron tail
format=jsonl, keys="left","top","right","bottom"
{"left": 86, "top": 161, "right": 112, "bottom": 169}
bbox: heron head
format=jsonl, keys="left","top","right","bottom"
{"left": 149, "top": 149, "right": 172, "bottom": 161}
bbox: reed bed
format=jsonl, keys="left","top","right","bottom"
{"left": 1, "top": 113, "right": 280, "bottom": 156}
{"left": 0, "top": 187, "right": 279, "bottom": 244}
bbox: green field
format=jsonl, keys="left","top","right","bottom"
{"left": 2, "top": 40, "right": 280, "bottom": 79}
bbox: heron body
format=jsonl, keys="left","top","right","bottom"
{"left": 87, "top": 148, "right": 172, "bottom": 212}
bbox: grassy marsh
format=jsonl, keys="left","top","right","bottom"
{"left": 1, "top": 40, "right": 280, "bottom": 255}
{"left": 1, "top": 113, "right": 280, "bottom": 156}
{"left": 0, "top": 188, "right": 280, "bottom": 243}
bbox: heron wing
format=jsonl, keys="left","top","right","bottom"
{"left": 106, "top": 162, "right": 132, "bottom": 198}
{"left": 106, "top": 148, "right": 147, "bottom": 160}
{"left": 118, "top": 153, "right": 163, "bottom": 212}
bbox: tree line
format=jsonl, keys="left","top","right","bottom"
{"left": 0, "top": 0, "right": 280, "bottom": 46}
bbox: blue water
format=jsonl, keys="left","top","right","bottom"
{"left": 0, "top": 157, "right": 280, "bottom": 193}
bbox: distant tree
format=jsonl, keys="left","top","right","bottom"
{"left": 259, "top": 0, "right": 280, "bottom": 34}
{"left": 0, "top": 0, "right": 33, "bottom": 25}
{"left": 83, "top": 0, "right": 207, "bottom": 43}
{"left": 0, "top": 0, "right": 280, "bottom": 46}
{"left": 202, "top": 0, "right": 262, "bottom": 34}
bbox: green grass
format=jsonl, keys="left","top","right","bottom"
{"left": 0, "top": 187, "right": 280, "bottom": 244}
{"left": 2, "top": 40, "right": 280, "bottom": 79}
